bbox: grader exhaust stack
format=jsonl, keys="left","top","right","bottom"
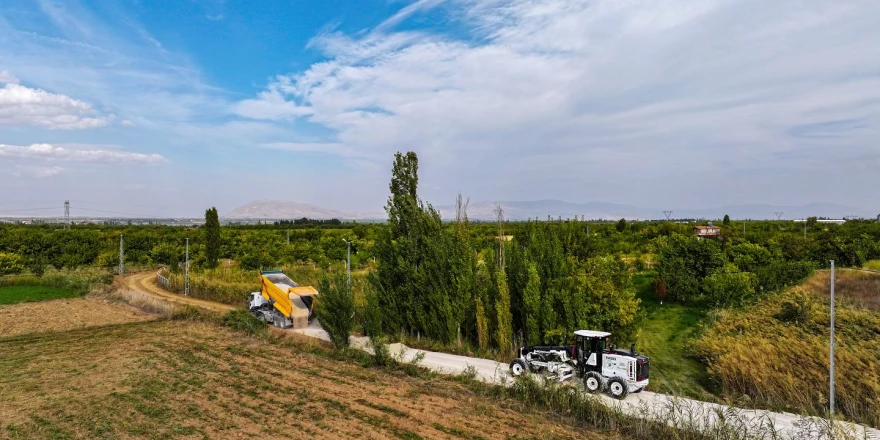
{"left": 248, "top": 270, "right": 319, "bottom": 329}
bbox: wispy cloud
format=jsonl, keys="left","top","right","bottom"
{"left": 0, "top": 70, "right": 18, "bottom": 84}
{"left": 236, "top": 0, "right": 880, "bottom": 205}
{"left": 0, "top": 143, "right": 167, "bottom": 164}
{"left": 11, "top": 165, "right": 67, "bottom": 178}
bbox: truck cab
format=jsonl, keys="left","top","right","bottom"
{"left": 574, "top": 330, "right": 649, "bottom": 398}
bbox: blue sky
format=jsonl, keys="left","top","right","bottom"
{"left": 1, "top": 0, "right": 878, "bottom": 217}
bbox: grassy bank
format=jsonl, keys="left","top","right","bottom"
{"left": 0, "top": 285, "right": 79, "bottom": 305}
{"left": 0, "top": 267, "right": 113, "bottom": 305}
{"left": 692, "top": 270, "right": 880, "bottom": 427}
{"left": 633, "top": 273, "right": 713, "bottom": 399}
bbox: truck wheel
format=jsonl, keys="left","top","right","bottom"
{"left": 509, "top": 359, "right": 528, "bottom": 377}
{"left": 584, "top": 372, "right": 603, "bottom": 393}
{"left": 608, "top": 377, "right": 629, "bottom": 400}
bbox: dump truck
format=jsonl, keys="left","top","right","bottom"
{"left": 248, "top": 270, "right": 319, "bottom": 329}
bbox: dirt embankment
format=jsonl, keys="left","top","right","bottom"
{"left": 0, "top": 320, "right": 610, "bottom": 440}
{"left": 0, "top": 296, "right": 155, "bottom": 338}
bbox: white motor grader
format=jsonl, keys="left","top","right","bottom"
{"left": 509, "top": 330, "right": 649, "bottom": 399}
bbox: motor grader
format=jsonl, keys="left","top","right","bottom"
{"left": 509, "top": 330, "right": 649, "bottom": 399}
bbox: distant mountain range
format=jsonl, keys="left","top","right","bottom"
{"left": 226, "top": 199, "right": 876, "bottom": 221}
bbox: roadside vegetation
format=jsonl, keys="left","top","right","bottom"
{"left": 692, "top": 270, "right": 880, "bottom": 427}
{"left": 2, "top": 151, "right": 880, "bottom": 429}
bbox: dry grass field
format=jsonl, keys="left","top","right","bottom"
{"left": 0, "top": 311, "right": 613, "bottom": 440}
{"left": 0, "top": 295, "right": 155, "bottom": 338}
{"left": 692, "top": 270, "right": 880, "bottom": 428}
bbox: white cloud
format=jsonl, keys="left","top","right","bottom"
{"left": 262, "top": 142, "right": 369, "bottom": 158}
{"left": 232, "top": 88, "right": 314, "bottom": 120}
{"left": 0, "top": 82, "right": 109, "bottom": 129}
{"left": 236, "top": 0, "right": 880, "bottom": 205}
{"left": 12, "top": 165, "right": 67, "bottom": 178}
{"left": 0, "top": 143, "right": 167, "bottom": 164}
{"left": 0, "top": 70, "right": 18, "bottom": 84}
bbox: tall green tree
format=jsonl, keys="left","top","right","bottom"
{"left": 494, "top": 269, "right": 513, "bottom": 351}
{"left": 522, "top": 262, "right": 542, "bottom": 345}
{"left": 314, "top": 271, "right": 355, "bottom": 349}
{"left": 204, "top": 207, "right": 220, "bottom": 268}
{"left": 723, "top": 214, "right": 731, "bottom": 226}
{"left": 369, "top": 152, "right": 465, "bottom": 343}
{"left": 616, "top": 218, "right": 627, "bottom": 233}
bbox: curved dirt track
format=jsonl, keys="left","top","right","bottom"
{"left": 118, "top": 271, "right": 236, "bottom": 314}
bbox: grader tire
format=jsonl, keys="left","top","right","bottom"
{"left": 584, "top": 372, "right": 603, "bottom": 393}
{"left": 608, "top": 377, "right": 629, "bottom": 400}
{"left": 509, "top": 359, "right": 528, "bottom": 377}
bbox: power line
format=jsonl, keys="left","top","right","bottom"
{"left": 0, "top": 207, "right": 59, "bottom": 213}
{"left": 75, "top": 207, "right": 158, "bottom": 218}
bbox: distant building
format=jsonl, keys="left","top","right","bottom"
{"left": 694, "top": 224, "right": 721, "bottom": 239}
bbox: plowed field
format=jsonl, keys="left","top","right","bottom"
{"left": 0, "top": 318, "right": 614, "bottom": 440}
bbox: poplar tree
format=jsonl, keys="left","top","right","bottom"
{"left": 522, "top": 262, "right": 542, "bottom": 345}
{"left": 204, "top": 207, "right": 220, "bottom": 268}
{"left": 494, "top": 270, "right": 513, "bottom": 351}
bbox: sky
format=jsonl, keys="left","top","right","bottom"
{"left": 0, "top": 0, "right": 878, "bottom": 218}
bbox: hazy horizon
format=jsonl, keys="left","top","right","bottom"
{"left": 1, "top": 0, "right": 878, "bottom": 218}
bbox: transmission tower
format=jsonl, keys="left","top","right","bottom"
{"left": 118, "top": 235, "right": 124, "bottom": 275}
{"left": 774, "top": 212, "right": 784, "bottom": 220}
{"left": 663, "top": 210, "right": 673, "bottom": 220}
{"left": 64, "top": 200, "right": 70, "bottom": 229}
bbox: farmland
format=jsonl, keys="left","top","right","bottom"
{"left": 0, "top": 305, "right": 613, "bottom": 440}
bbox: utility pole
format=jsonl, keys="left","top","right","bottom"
{"left": 185, "top": 238, "right": 190, "bottom": 296}
{"left": 663, "top": 210, "right": 673, "bottom": 221}
{"left": 287, "top": 229, "right": 290, "bottom": 245}
{"left": 118, "top": 235, "right": 124, "bottom": 275}
{"left": 342, "top": 239, "right": 351, "bottom": 287}
{"left": 804, "top": 220, "right": 807, "bottom": 239}
{"left": 830, "top": 260, "right": 836, "bottom": 416}
{"left": 64, "top": 200, "right": 70, "bottom": 229}
{"left": 775, "top": 211, "right": 784, "bottom": 221}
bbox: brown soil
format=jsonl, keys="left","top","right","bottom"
{"left": 803, "top": 268, "right": 880, "bottom": 311}
{"left": 0, "top": 296, "right": 155, "bottom": 338}
{"left": 0, "top": 320, "right": 614, "bottom": 440}
{"left": 118, "top": 271, "right": 237, "bottom": 313}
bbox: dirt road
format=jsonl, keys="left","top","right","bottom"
{"left": 118, "top": 271, "right": 235, "bottom": 314}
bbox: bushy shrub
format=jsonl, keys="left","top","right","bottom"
{"left": 314, "top": 271, "right": 355, "bottom": 349}
{"left": 655, "top": 234, "right": 724, "bottom": 302}
{"left": 702, "top": 264, "right": 757, "bottom": 308}
{"left": 221, "top": 310, "right": 267, "bottom": 337}
{"left": 0, "top": 252, "right": 24, "bottom": 275}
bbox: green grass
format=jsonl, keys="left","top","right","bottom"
{"left": 863, "top": 260, "right": 880, "bottom": 271}
{"left": 633, "top": 272, "right": 714, "bottom": 399}
{"left": 0, "top": 285, "right": 80, "bottom": 305}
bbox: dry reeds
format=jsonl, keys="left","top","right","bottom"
{"left": 692, "top": 273, "right": 880, "bottom": 428}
